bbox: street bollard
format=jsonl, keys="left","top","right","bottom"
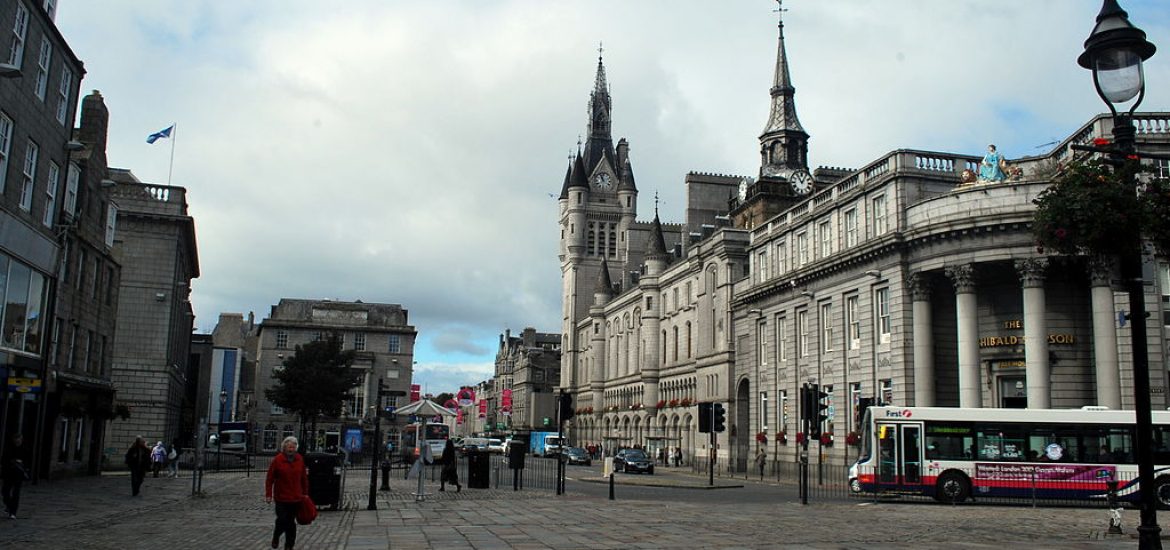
{"left": 380, "top": 459, "right": 391, "bottom": 491}
{"left": 609, "top": 472, "right": 615, "bottom": 500}
{"left": 1106, "top": 480, "right": 1124, "bottom": 535}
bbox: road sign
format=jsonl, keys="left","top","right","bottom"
{"left": 7, "top": 377, "right": 41, "bottom": 394}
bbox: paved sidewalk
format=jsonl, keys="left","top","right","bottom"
{"left": 0, "top": 467, "right": 1146, "bottom": 549}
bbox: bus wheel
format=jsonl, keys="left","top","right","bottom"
{"left": 1153, "top": 477, "right": 1170, "bottom": 510}
{"left": 936, "top": 472, "right": 970, "bottom": 504}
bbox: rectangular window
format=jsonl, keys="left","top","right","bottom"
{"left": 42, "top": 161, "right": 58, "bottom": 227}
{"left": 88, "top": 258, "right": 98, "bottom": 300}
{"left": 850, "top": 382, "right": 863, "bottom": 431}
{"left": 58, "top": 417, "right": 69, "bottom": 462}
{"left": 75, "top": 248, "right": 85, "bottom": 290}
{"left": 312, "top": 331, "right": 323, "bottom": 342}
{"left": 672, "top": 287, "right": 679, "bottom": 310}
{"left": 64, "top": 163, "right": 79, "bottom": 217}
{"left": 388, "top": 334, "right": 401, "bottom": 353}
{"left": 872, "top": 194, "right": 888, "bottom": 235}
{"left": 774, "top": 316, "right": 786, "bottom": 363}
{"left": 776, "top": 241, "right": 787, "bottom": 275}
{"left": 846, "top": 295, "right": 860, "bottom": 349}
{"left": 34, "top": 39, "right": 52, "bottom": 100}
{"left": 757, "top": 250, "right": 769, "bottom": 282}
{"left": 797, "top": 309, "right": 808, "bottom": 358}
{"left": 43, "top": 0, "right": 57, "bottom": 20}
{"left": 104, "top": 204, "right": 118, "bottom": 247}
{"left": 820, "top": 302, "right": 833, "bottom": 352}
{"left": 875, "top": 287, "right": 891, "bottom": 343}
{"left": 20, "top": 141, "right": 38, "bottom": 211}
{"left": 275, "top": 330, "right": 288, "bottom": 349}
{"left": 685, "top": 281, "right": 692, "bottom": 305}
{"left": 66, "top": 324, "right": 76, "bottom": 370}
{"left": 7, "top": 4, "right": 28, "bottom": 68}
{"left": 0, "top": 113, "right": 12, "bottom": 192}
{"left": 354, "top": 332, "right": 365, "bottom": 351}
{"left": 56, "top": 66, "right": 72, "bottom": 125}
{"left": 760, "top": 391, "right": 769, "bottom": 432}
{"left": 86, "top": 329, "right": 95, "bottom": 373}
{"left": 779, "top": 389, "right": 789, "bottom": 434}
{"left": 757, "top": 320, "right": 767, "bottom": 367}
{"left": 818, "top": 219, "right": 832, "bottom": 258}
{"left": 796, "top": 231, "right": 808, "bottom": 266}
{"left": 880, "top": 378, "right": 893, "bottom": 405}
{"left": 105, "top": 266, "right": 115, "bottom": 305}
{"left": 844, "top": 207, "right": 858, "bottom": 247}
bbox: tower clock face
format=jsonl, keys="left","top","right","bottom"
{"left": 738, "top": 178, "right": 749, "bottom": 201}
{"left": 594, "top": 173, "right": 612, "bottom": 190}
{"left": 790, "top": 169, "right": 813, "bottom": 195}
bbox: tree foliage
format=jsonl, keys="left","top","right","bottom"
{"left": 432, "top": 392, "right": 454, "bottom": 406}
{"left": 265, "top": 335, "right": 360, "bottom": 431}
{"left": 1033, "top": 159, "right": 1170, "bottom": 256}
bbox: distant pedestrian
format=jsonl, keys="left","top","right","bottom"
{"left": 439, "top": 439, "right": 461, "bottom": 492}
{"left": 2, "top": 434, "right": 29, "bottom": 519}
{"left": 657, "top": 447, "right": 666, "bottom": 465}
{"left": 167, "top": 442, "right": 181, "bottom": 478}
{"left": 151, "top": 441, "right": 166, "bottom": 478}
{"left": 674, "top": 447, "right": 682, "bottom": 467}
{"left": 266, "top": 436, "right": 309, "bottom": 550}
{"left": 125, "top": 436, "right": 151, "bottom": 496}
{"left": 755, "top": 447, "right": 767, "bottom": 480}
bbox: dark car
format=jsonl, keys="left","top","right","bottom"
{"left": 564, "top": 447, "right": 592, "bottom": 466}
{"left": 613, "top": 449, "right": 654, "bottom": 474}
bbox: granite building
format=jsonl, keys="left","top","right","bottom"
{"left": 251, "top": 299, "right": 416, "bottom": 454}
{"left": 492, "top": 327, "right": 561, "bottom": 434}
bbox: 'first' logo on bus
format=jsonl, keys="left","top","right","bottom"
{"left": 884, "top": 409, "right": 913, "bottom": 418}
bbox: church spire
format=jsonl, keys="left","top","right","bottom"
{"left": 759, "top": 0, "right": 809, "bottom": 174}
{"left": 583, "top": 44, "right": 617, "bottom": 176}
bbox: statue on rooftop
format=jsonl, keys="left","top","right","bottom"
{"left": 978, "top": 144, "right": 1008, "bottom": 182}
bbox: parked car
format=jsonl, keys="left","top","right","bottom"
{"left": 613, "top": 448, "right": 654, "bottom": 474}
{"left": 564, "top": 447, "right": 592, "bottom": 466}
{"left": 459, "top": 437, "right": 490, "bottom": 455}
{"left": 486, "top": 438, "right": 507, "bottom": 454}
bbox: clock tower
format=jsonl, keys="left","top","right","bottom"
{"left": 558, "top": 51, "right": 638, "bottom": 388}
{"left": 731, "top": 1, "right": 815, "bottom": 229}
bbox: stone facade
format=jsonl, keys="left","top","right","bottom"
{"left": 0, "top": 0, "right": 87, "bottom": 477}
{"left": 251, "top": 299, "right": 415, "bottom": 454}
{"left": 490, "top": 328, "right": 561, "bottom": 434}
{"left": 107, "top": 169, "right": 199, "bottom": 458}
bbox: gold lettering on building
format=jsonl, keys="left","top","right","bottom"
{"left": 978, "top": 334, "right": 1076, "bottom": 348}
{"left": 1003, "top": 320, "right": 1022, "bottom": 329}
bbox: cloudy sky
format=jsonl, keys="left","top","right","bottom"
{"left": 55, "top": 1, "right": 1169, "bottom": 395}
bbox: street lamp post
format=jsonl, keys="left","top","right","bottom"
{"left": 1077, "top": 2, "right": 1159, "bottom": 548}
{"left": 218, "top": 390, "right": 227, "bottom": 471}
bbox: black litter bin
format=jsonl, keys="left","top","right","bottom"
{"left": 466, "top": 449, "right": 490, "bottom": 489}
{"left": 304, "top": 452, "right": 344, "bottom": 510}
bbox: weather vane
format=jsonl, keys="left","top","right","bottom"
{"left": 774, "top": 0, "right": 787, "bottom": 23}
{"left": 598, "top": 41, "right": 604, "bottom": 62}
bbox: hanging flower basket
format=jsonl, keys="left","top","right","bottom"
{"left": 1033, "top": 159, "right": 1170, "bottom": 256}
{"left": 777, "top": 431, "right": 788, "bottom": 445}
{"left": 820, "top": 433, "right": 834, "bottom": 447}
{"left": 630, "top": 403, "right": 643, "bottom": 411}
{"left": 655, "top": 400, "right": 666, "bottom": 410}
{"left": 585, "top": 406, "right": 594, "bottom": 414}
{"left": 755, "top": 431, "right": 768, "bottom": 445}
{"left": 795, "top": 432, "right": 806, "bottom": 445}
{"left": 846, "top": 431, "right": 861, "bottom": 447}
{"left": 668, "top": 398, "right": 680, "bottom": 408}
{"left": 680, "top": 397, "right": 693, "bottom": 407}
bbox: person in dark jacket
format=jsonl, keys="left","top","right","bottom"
{"left": 2, "top": 434, "right": 28, "bottom": 518}
{"left": 124, "top": 436, "right": 151, "bottom": 496}
{"left": 265, "top": 436, "right": 309, "bottom": 550}
{"left": 439, "top": 439, "right": 461, "bottom": 492}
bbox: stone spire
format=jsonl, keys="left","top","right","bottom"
{"left": 646, "top": 209, "right": 669, "bottom": 262}
{"left": 759, "top": 0, "right": 809, "bottom": 172}
{"left": 583, "top": 46, "right": 617, "bottom": 176}
{"left": 558, "top": 158, "right": 573, "bottom": 199}
{"left": 594, "top": 256, "right": 615, "bottom": 303}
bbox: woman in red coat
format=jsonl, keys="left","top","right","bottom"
{"left": 265, "top": 436, "right": 309, "bottom": 550}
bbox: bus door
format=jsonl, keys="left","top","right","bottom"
{"left": 876, "top": 422, "right": 924, "bottom": 491}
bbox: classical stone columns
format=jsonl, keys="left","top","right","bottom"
{"left": 1089, "top": 256, "right": 1122, "bottom": 409}
{"left": 946, "top": 265, "right": 981, "bottom": 408}
{"left": 908, "top": 273, "right": 935, "bottom": 407}
{"left": 1016, "top": 258, "right": 1050, "bottom": 409}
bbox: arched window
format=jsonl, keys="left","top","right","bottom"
{"left": 672, "top": 326, "right": 679, "bottom": 362}
{"left": 686, "top": 321, "right": 692, "bottom": 358}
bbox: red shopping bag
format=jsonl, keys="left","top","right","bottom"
{"left": 296, "top": 495, "right": 318, "bottom": 525}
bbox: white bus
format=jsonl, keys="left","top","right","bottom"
{"left": 848, "top": 406, "right": 1170, "bottom": 505}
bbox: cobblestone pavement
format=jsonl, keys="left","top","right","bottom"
{"left": 0, "top": 468, "right": 1149, "bottom": 549}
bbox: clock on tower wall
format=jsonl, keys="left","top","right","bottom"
{"left": 593, "top": 172, "right": 612, "bottom": 190}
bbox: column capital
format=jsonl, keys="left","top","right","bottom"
{"left": 907, "top": 272, "right": 933, "bottom": 301}
{"left": 945, "top": 264, "right": 977, "bottom": 294}
{"left": 1014, "top": 258, "right": 1049, "bottom": 288}
{"left": 1088, "top": 255, "right": 1116, "bottom": 287}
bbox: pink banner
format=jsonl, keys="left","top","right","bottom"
{"left": 501, "top": 388, "right": 513, "bottom": 413}
{"left": 410, "top": 384, "right": 421, "bottom": 403}
{"left": 456, "top": 407, "right": 464, "bottom": 425}
{"left": 478, "top": 399, "right": 487, "bottom": 418}
{"left": 457, "top": 387, "right": 476, "bottom": 407}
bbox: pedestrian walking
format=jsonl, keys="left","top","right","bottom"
{"left": 125, "top": 436, "right": 151, "bottom": 496}
{"left": 150, "top": 441, "right": 166, "bottom": 478}
{"left": 265, "top": 436, "right": 309, "bottom": 550}
{"left": 439, "top": 439, "right": 461, "bottom": 492}
{"left": 657, "top": 447, "right": 666, "bottom": 465}
{"left": 674, "top": 447, "right": 682, "bottom": 467}
{"left": 755, "top": 447, "right": 767, "bottom": 480}
{"left": 2, "top": 434, "right": 29, "bottom": 519}
{"left": 167, "top": 442, "right": 181, "bottom": 478}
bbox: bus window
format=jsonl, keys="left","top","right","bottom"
{"left": 924, "top": 423, "right": 974, "bottom": 461}
{"left": 976, "top": 427, "right": 1026, "bottom": 461}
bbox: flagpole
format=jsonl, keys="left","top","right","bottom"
{"left": 167, "top": 122, "right": 177, "bottom": 187}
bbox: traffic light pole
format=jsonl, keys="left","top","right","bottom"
{"left": 367, "top": 378, "right": 385, "bottom": 511}
{"left": 799, "top": 384, "right": 810, "bottom": 505}
{"left": 708, "top": 406, "right": 715, "bottom": 487}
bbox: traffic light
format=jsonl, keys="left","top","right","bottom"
{"left": 559, "top": 391, "right": 574, "bottom": 422}
{"left": 713, "top": 403, "right": 726, "bottom": 433}
{"left": 799, "top": 384, "right": 814, "bottom": 423}
{"left": 698, "top": 402, "right": 712, "bottom": 433}
{"left": 809, "top": 384, "right": 829, "bottom": 439}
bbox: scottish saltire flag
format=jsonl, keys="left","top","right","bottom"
{"left": 146, "top": 125, "right": 173, "bottom": 144}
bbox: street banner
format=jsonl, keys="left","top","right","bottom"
{"left": 456, "top": 407, "right": 464, "bottom": 425}
{"left": 410, "top": 384, "right": 421, "bottom": 402}
{"left": 501, "top": 388, "right": 512, "bottom": 412}
{"left": 478, "top": 399, "right": 487, "bottom": 418}
{"left": 457, "top": 387, "right": 476, "bottom": 407}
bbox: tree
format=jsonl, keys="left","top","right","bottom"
{"left": 432, "top": 392, "right": 454, "bottom": 406}
{"left": 265, "top": 335, "right": 359, "bottom": 450}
